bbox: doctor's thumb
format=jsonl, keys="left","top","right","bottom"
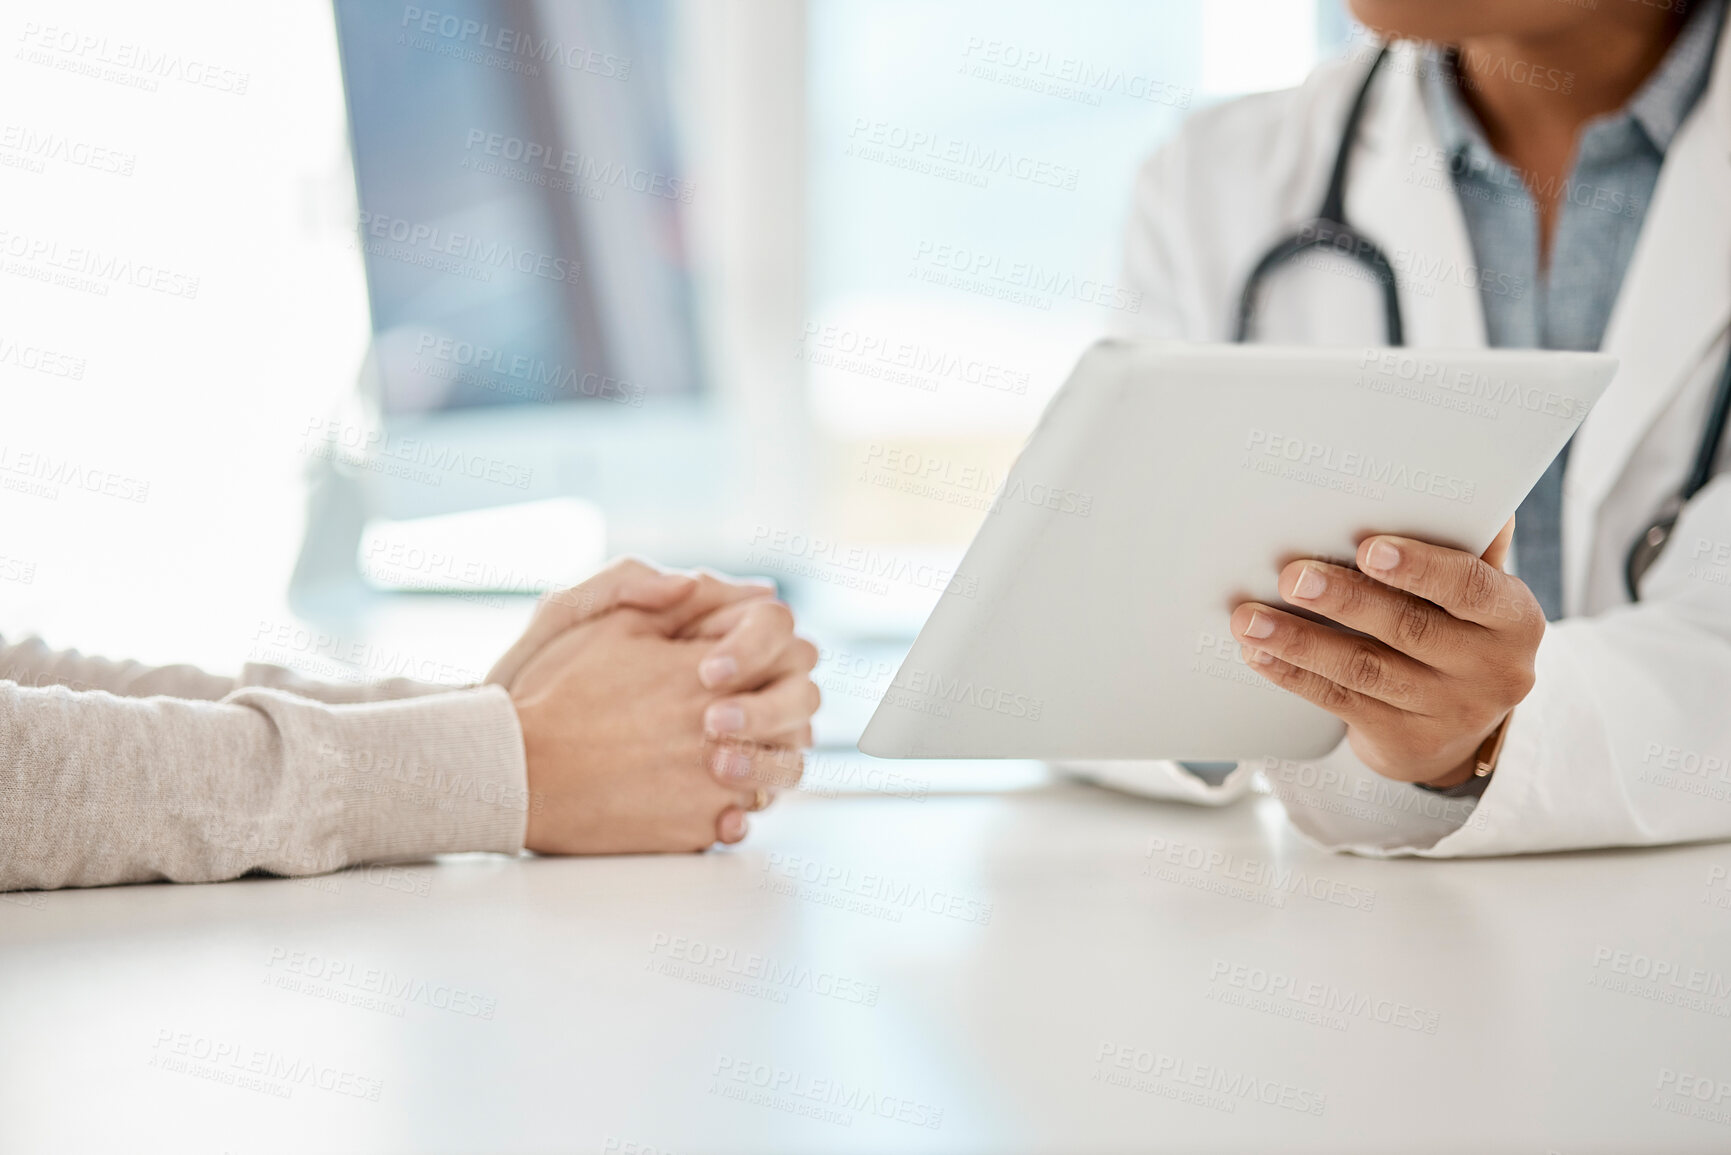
{"left": 1483, "top": 516, "right": 1516, "bottom": 571}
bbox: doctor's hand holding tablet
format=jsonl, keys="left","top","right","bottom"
{"left": 868, "top": 0, "right": 1731, "bottom": 857}
{"left": 1229, "top": 514, "right": 1540, "bottom": 793}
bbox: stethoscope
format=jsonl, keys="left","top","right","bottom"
{"left": 1233, "top": 44, "right": 1731, "bottom": 602}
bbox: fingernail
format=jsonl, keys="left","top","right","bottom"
{"left": 1250, "top": 648, "right": 1275, "bottom": 665}
{"left": 1242, "top": 611, "right": 1276, "bottom": 640}
{"left": 704, "top": 703, "right": 745, "bottom": 736}
{"left": 699, "top": 655, "right": 737, "bottom": 688}
{"left": 1365, "top": 541, "right": 1401, "bottom": 573}
{"left": 712, "top": 748, "right": 752, "bottom": 781}
{"left": 1291, "top": 565, "right": 1326, "bottom": 600}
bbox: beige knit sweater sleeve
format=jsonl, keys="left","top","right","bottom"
{"left": 0, "top": 634, "right": 528, "bottom": 892}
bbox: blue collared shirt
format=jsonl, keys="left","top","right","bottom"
{"left": 1419, "top": 0, "right": 1725, "bottom": 619}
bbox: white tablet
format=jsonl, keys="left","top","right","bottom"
{"left": 858, "top": 341, "right": 1618, "bottom": 762}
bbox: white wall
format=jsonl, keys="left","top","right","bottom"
{"left": 0, "top": 0, "right": 370, "bottom": 670}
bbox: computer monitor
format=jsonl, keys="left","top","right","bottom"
{"left": 294, "top": 0, "right": 735, "bottom": 605}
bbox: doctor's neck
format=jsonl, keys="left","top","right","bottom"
{"left": 1350, "top": 0, "right": 1688, "bottom": 261}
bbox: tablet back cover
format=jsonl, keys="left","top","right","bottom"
{"left": 858, "top": 340, "right": 1617, "bottom": 761}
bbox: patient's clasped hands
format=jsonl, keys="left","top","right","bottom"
{"left": 488, "top": 559, "right": 819, "bottom": 855}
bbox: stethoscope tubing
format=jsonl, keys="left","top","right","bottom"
{"left": 1231, "top": 41, "right": 1731, "bottom": 604}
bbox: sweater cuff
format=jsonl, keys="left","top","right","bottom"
{"left": 295, "top": 684, "right": 529, "bottom": 865}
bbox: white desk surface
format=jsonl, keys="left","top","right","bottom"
{"left": 3, "top": 767, "right": 1730, "bottom": 1155}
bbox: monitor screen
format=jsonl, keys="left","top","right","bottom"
{"left": 332, "top": 0, "right": 703, "bottom": 413}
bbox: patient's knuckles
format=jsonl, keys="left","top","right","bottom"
{"left": 693, "top": 565, "right": 772, "bottom": 592}
{"left": 537, "top": 584, "right": 594, "bottom": 623}
{"left": 695, "top": 738, "right": 804, "bottom": 789}
{"left": 678, "top": 572, "right": 741, "bottom": 622}
{"left": 745, "top": 599, "right": 798, "bottom": 644}
{"left": 562, "top": 557, "right": 652, "bottom": 612}
{"left": 756, "top": 745, "right": 805, "bottom": 789}
{"left": 695, "top": 738, "right": 743, "bottom": 784}
{"left": 696, "top": 569, "right": 776, "bottom": 609}
{"left": 688, "top": 570, "right": 729, "bottom": 599}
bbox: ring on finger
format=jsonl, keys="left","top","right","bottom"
{"left": 751, "top": 788, "right": 773, "bottom": 812}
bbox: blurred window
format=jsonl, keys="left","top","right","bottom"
{"left": 806, "top": 0, "right": 1352, "bottom": 436}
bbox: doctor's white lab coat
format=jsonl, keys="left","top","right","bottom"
{"left": 1068, "top": 29, "right": 1731, "bottom": 857}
